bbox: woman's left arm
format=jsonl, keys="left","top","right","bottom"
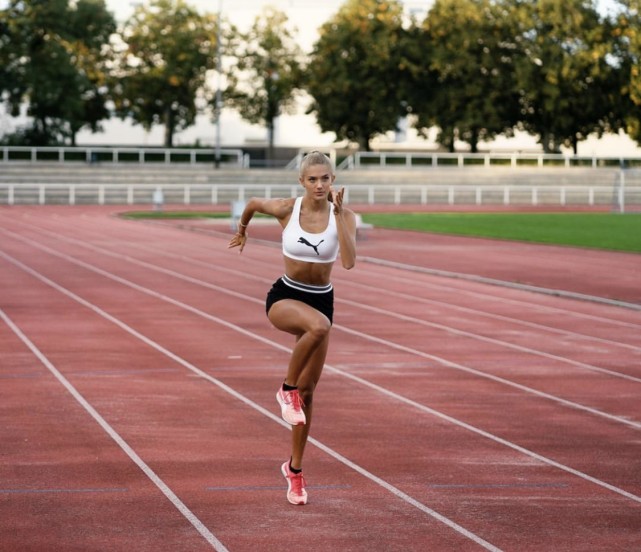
{"left": 331, "top": 187, "right": 356, "bottom": 270}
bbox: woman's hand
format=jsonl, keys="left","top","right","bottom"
{"left": 227, "top": 232, "right": 247, "bottom": 253}
{"left": 329, "top": 187, "right": 345, "bottom": 215}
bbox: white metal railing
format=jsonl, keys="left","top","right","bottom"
{"left": 3, "top": 146, "right": 641, "bottom": 171}
{"left": 0, "top": 145, "right": 248, "bottom": 166}
{"left": 1, "top": 182, "right": 638, "bottom": 208}
{"left": 336, "top": 151, "right": 641, "bottom": 170}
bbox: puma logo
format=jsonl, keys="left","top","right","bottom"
{"left": 298, "top": 237, "right": 324, "bottom": 255}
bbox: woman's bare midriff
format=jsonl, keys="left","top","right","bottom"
{"left": 284, "top": 257, "right": 333, "bottom": 286}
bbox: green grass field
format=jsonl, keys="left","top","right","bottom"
{"left": 123, "top": 211, "right": 641, "bottom": 253}
{"left": 361, "top": 213, "right": 641, "bottom": 253}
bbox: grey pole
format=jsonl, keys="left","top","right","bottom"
{"left": 215, "top": 0, "right": 223, "bottom": 169}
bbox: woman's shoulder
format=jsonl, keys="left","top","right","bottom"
{"left": 263, "top": 197, "right": 296, "bottom": 221}
{"left": 277, "top": 197, "right": 296, "bottom": 212}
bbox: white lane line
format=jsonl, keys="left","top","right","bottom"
{"left": 334, "top": 323, "right": 641, "bottom": 431}
{"left": 135, "top": 231, "right": 641, "bottom": 382}
{"left": 358, "top": 256, "right": 641, "bottom": 329}
{"left": 89, "top": 231, "right": 641, "bottom": 380}
{"left": 333, "top": 269, "right": 641, "bottom": 353}
{"left": 57, "top": 224, "right": 641, "bottom": 356}
{"left": 122, "top": 217, "right": 641, "bottom": 327}
{"left": 0, "top": 308, "right": 229, "bottom": 552}
{"left": 67, "top": 216, "right": 641, "bottom": 350}
{"left": 2, "top": 244, "right": 641, "bottom": 508}
{"left": 338, "top": 297, "right": 641, "bottom": 384}
{"left": 0, "top": 253, "right": 503, "bottom": 552}
{"left": 359, "top": 256, "right": 641, "bottom": 312}
{"left": 8, "top": 212, "right": 640, "bottom": 331}
{"left": 5, "top": 227, "right": 639, "bottom": 427}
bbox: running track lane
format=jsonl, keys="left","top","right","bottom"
{"left": 1, "top": 206, "right": 640, "bottom": 551}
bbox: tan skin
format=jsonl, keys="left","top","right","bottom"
{"left": 228, "top": 163, "right": 356, "bottom": 470}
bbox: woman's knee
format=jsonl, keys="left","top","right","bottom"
{"left": 307, "top": 317, "right": 331, "bottom": 342}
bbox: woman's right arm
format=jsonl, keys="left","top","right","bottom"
{"left": 227, "top": 197, "right": 292, "bottom": 252}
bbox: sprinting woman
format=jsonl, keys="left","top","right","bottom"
{"left": 228, "top": 151, "right": 356, "bottom": 505}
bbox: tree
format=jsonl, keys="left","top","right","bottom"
{"left": 223, "top": 7, "right": 304, "bottom": 163}
{"left": 412, "top": 0, "right": 523, "bottom": 153}
{"left": 612, "top": 0, "right": 641, "bottom": 144}
{"left": 305, "top": 0, "right": 409, "bottom": 151}
{"left": 64, "top": 0, "right": 117, "bottom": 144}
{"left": 112, "top": 0, "right": 217, "bottom": 147}
{"left": 0, "top": 0, "right": 116, "bottom": 145}
{"left": 514, "top": 0, "right": 621, "bottom": 153}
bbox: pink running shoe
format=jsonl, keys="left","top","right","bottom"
{"left": 276, "top": 387, "right": 306, "bottom": 426}
{"left": 281, "top": 461, "right": 308, "bottom": 505}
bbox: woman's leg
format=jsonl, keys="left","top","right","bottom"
{"left": 268, "top": 299, "right": 331, "bottom": 468}
{"left": 268, "top": 299, "right": 331, "bottom": 386}
{"left": 290, "top": 332, "right": 329, "bottom": 469}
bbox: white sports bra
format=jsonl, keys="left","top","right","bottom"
{"left": 282, "top": 197, "right": 339, "bottom": 263}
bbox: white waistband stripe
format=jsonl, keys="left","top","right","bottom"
{"left": 282, "top": 275, "right": 333, "bottom": 294}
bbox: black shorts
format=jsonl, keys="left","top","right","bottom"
{"left": 266, "top": 276, "right": 334, "bottom": 324}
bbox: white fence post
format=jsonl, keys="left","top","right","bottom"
{"left": 618, "top": 171, "right": 625, "bottom": 213}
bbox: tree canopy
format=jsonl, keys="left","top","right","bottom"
{"left": 305, "top": 0, "right": 410, "bottom": 150}
{"left": 412, "top": 0, "right": 523, "bottom": 152}
{"left": 0, "top": 0, "right": 116, "bottom": 145}
{"left": 514, "top": 0, "right": 622, "bottom": 153}
{"left": 111, "top": 0, "right": 218, "bottom": 147}
{"left": 614, "top": 0, "right": 641, "bottom": 143}
{"left": 2, "top": 0, "right": 641, "bottom": 153}
{"left": 223, "top": 7, "right": 304, "bottom": 161}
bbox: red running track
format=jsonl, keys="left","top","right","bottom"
{"left": 1, "top": 205, "right": 640, "bottom": 551}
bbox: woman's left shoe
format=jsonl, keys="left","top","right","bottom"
{"left": 281, "top": 461, "right": 308, "bottom": 505}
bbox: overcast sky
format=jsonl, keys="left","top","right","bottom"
{"left": 105, "top": 0, "right": 435, "bottom": 51}
{"left": 105, "top": 0, "right": 621, "bottom": 50}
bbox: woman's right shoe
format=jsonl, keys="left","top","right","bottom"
{"left": 276, "top": 387, "right": 306, "bottom": 425}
